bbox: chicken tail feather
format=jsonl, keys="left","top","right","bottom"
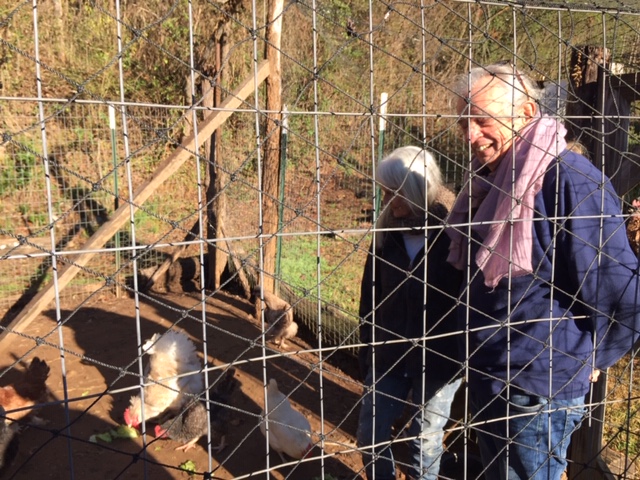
{"left": 16, "top": 358, "right": 50, "bottom": 400}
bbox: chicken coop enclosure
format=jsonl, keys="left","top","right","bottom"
{"left": 1, "top": 0, "right": 640, "bottom": 478}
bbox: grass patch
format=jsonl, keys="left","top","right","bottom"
{"left": 278, "top": 234, "right": 367, "bottom": 348}
{"left": 278, "top": 234, "right": 365, "bottom": 314}
{"left": 603, "top": 355, "right": 640, "bottom": 459}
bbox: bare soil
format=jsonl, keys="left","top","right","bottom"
{"left": 0, "top": 288, "right": 369, "bottom": 480}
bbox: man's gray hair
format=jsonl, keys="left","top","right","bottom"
{"left": 452, "top": 62, "right": 542, "bottom": 106}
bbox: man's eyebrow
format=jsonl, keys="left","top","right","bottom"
{"left": 458, "top": 106, "right": 482, "bottom": 116}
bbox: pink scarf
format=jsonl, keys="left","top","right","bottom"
{"left": 446, "top": 115, "right": 568, "bottom": 288}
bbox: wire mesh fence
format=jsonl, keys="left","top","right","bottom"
{"left": 1, "top": 0, "right": 640, "bottom": 479}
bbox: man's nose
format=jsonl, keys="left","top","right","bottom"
{"left": 466, "top": 122, "right": 480, "bottom": 143}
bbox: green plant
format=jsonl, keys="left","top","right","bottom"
{"left": 17, "top": 204, "right": 48, "bottom": 228}
{"left": 73, "top": 127, "right": 94, "bottom": 143}
{"left": 279, "top": 234, "right": 366, "bottom": 314}
{"left": 133, "top": 203, "right": 164, "bottom": 235}
{"left": 0, "top": 148, "right": 37, "bottom": 195}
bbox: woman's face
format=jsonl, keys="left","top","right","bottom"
{"left": 456, "top": 76, "right": 535, "bottom": 171}
{"left": 382, "top": 188, "right": 412, "bottom": 218}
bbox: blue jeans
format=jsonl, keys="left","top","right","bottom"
{"left": 470, "top": 391, "right": 586, "bottom": 480}
{"left": 357, "top": 370, "right": 462, "bottom": 480}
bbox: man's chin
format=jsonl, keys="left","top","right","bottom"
{"left": 475, "top": 153, "right": 502, "bottom": 170}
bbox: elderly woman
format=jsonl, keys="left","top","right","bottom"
{"left": 357, "top": 146, "right": 463, "bottom": 480}
{"left": 447, "top": 62, "right": 640, "bottom": 479}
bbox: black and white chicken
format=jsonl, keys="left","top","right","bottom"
{"left": 155, "top": 368, "right": 239, "bottom": 452}
{"left": 124, "top": 330, "right": 204, "bottom": 429}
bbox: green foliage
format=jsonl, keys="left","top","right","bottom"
{"left": 318, "top": 0, "right": 352, "bottom": 24}
{"left": 133, "top": 203, "right": 163, "bottom": 235}
{"left": 279, "top": 236, "right": 320, "bottom": 292}
{"left": 73, "top": 128, "right": 94, "bottom": 143}
{"left": 18, "top": 204, "right": 48, "bottom": 229}
{"left": 628, "top": 122, "right": 640, "bottom": 149}
{"left": 279, "top": 235, "right": 363, "bottom": 313}
{"left": 0, "top": 148, "right": 38, "bottom": 195}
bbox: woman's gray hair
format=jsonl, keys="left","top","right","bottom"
{"left": 375, "top": 146, "right": 443, "bottom": 241}
{"left": 452, "top": 62, "right": 542, "bottom": 107}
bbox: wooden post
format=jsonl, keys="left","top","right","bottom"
{"left": 0, "top": 61, "right": 270, "bottom": 344}
{"left": 565, "top": 45, "right": 640, "bottom": 196}
{"left": 260, "top": 0, "right": 284, "bottom": 294}
{"left": 567, "top": 375, "right": 608, "bottom": 480}
{"left": 142, "top": 219, "right": 201, "bottom": 292}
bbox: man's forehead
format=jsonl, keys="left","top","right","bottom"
{"left": 456, "top": 80, "right": 514, "bottom": 115}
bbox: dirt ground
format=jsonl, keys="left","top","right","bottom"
{"left": 0, "top": 289, "right": 372, "bottom": 480}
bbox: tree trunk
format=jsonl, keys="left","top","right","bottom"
{"left": 205, "top": 28, "right": 229, "bottom": 290}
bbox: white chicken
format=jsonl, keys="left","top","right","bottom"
{"left": 253, "top": 288, "right": 298, "bottom": 349}
{"left": 260, "top": 378, "right": 313, "bottom": 461}
{"left": 124, "top": 330, "right": 203, "bottom": 429}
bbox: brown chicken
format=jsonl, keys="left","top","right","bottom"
{"left": 253, "top": 287, "right": 298, "bottom": 349}
{"left": 0, "top": 357, "right": 50, "bottom": 422}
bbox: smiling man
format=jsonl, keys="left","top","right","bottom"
{"left": 456, "top": 71, "right": 535, "bottom": 169}
{"left": 446, "top": 63, "right": 640, "bottom": 480}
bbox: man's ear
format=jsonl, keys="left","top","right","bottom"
{"left": 522, "top": 99, "right": 537, "bottom": 119}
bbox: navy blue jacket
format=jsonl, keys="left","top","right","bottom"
{"left": 460, "top": 150, "right": 640, "bottom": 399}
{"left": 359, "top": 216, "right": 463, "bottom": 383}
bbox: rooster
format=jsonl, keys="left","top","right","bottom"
{"left": 253, "top": 288, "right": 298, "bottom": 349}
{"left": 124, "top": 330, "right": 203, "bottom": 429}
{"left": 0, "top": 357, "right": 50, "bottom": 422}
{"left": 154, "top": 367, "right": 239, "bottom": 452}
{"left": 260, "top": 378, "right": 312, "bottom": 461}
